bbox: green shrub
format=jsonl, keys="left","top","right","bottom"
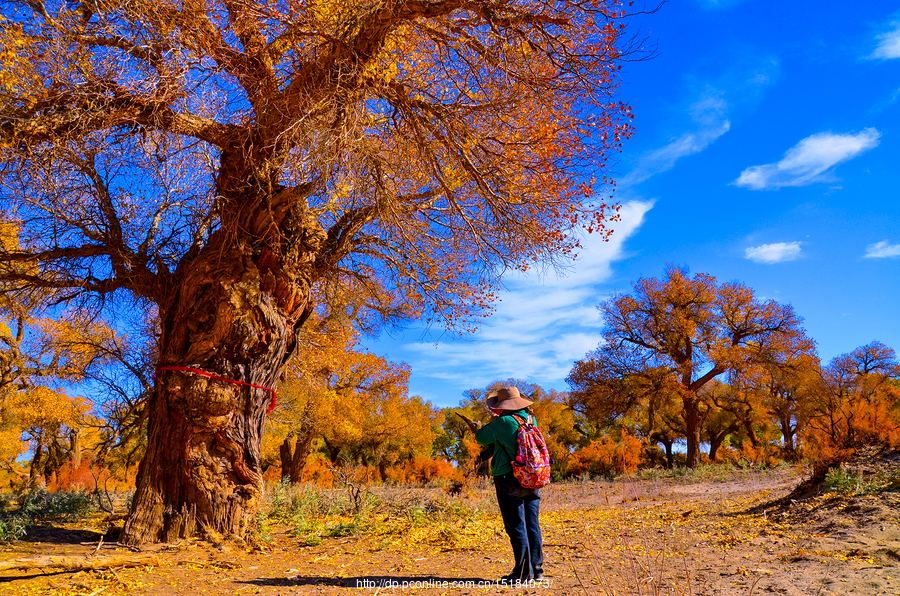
{"left": 0, "top": 487, "right": 93, "bottom": 541}
{"left": 824, "top": 467, "right": 900, "bottom": 496}
{"left": 19, "top": 487, "right": 94, "bottom": 521}
{"left": 0, "top": 514, "right": 28, "bottom": 541}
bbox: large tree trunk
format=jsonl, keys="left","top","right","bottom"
{"left": 121, "top": 200, "right": 320, "bottom": 544}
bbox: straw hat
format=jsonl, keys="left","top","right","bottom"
{"left": 485, "top": 386, "right": 533, "bottom": 411}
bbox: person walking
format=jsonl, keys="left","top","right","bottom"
{"left": 470, "top": 386, "right": 544, "bottom": 582}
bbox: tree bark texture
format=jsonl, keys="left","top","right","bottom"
{"left": 280, "top": 430, "right": 314, "bottom": 484}
{"left": 122, "top": 196, "right": 320, "bottom": 544}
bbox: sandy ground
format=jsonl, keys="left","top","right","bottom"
{"left": 1, "top": 466, "right": 899, "bottom": 595}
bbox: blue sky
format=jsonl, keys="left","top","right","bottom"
{"left": 364, "top": 0, "right": 900, "bottom": 408}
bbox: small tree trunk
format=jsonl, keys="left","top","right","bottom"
{"left": 743, "top": 419, "right": 760, "bottom": 447}
{"left": 324, "top": 438, "right": 341, "bottom": 464}
{"left": 708, "top": 433, "right": 724, "bottom": 462}
{"left": 29, "top": 430, "right": 44, "bottom": 486}
{"left": 69, "top": 428, "right": 83, "bottom": 468}
{"left": 279, "top": 438, "right": 293, "bottom": 483}
{"left": 651, "top": 431, "right": 675, "bottom": 470}
{"left": 683, "top": 397, "right": 702, "bottom": 468}
{"left": 780, "top": 414, "right": 796, "bottom": 459}
{"left": 280, "top": 431, "right": 314, "bottom": 484}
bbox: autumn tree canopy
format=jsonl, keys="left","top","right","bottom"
{"left": 0, "top": 0, "right": 638, "bottom": 544}
{"left": 805, "top": 341, "right": 900, "bottom": 460}
{"left": 569, "top": 266, "right": 809, "bottom": 467}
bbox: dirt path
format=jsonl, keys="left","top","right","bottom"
{"left": 2, "top": 468, "right": 899, "bottom": 595}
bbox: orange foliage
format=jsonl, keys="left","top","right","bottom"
{"left": 48, "top": 459, "right": 107, "bottom": 492}
{"left": 300, "top": 454, "right": 335, "bottom": 487}
{"left": 569, "top": 431, "right": 643, "bottom": 477}
{"left": 385, "top": 455, "right": 459, "bottom": 485}
{"left": 1, "top": 0, "right": 640, "bottom": 542}
{"left": 802, "top": 342, "right": 900, "bottom": 467}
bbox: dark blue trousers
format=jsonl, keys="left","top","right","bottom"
{"left": 494, "top": 474, "right": 543, "bottom": 579}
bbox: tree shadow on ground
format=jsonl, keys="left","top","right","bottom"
{"left": 19, "top": 526, "right": 106, "bottom": 544}
{"left": 241, "top": 575, "right": 491, "bottom": 588}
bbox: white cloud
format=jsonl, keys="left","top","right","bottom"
{"left": 619, "top": 90, "right": 731, "bottom": 187}
{"left": 399, "top": 200, "right": 655, "bottom": 394}
{"left": 745, "top": 242, "right": 803, "bottom": 264}
{"left": 868, "top": 22, "right": 900, "bottom": 60}
{"left": 734, "top": 129, "right": 881, "bottom": 190}
{"left": 864, "top": 240, "right": 900, "bottom": 258}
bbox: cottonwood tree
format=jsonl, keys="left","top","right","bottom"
{"left": 805, "top": 341, "right": 900, "bottom": 457}
{"left": 263, "top": 299, "right": 361, "bottom": 484}
{"left": 567, "top": 341, "right": 686, "bottom": 467}
{"left": 271, "top": 325, "right": 438, "bottom": 482}
{"left": 575, "top": 266, "right": 808, "bottom": 467}
{"left": 314, "top": 353, "right": 438, "bottom": 480}
{"left": 736, "top": 337, "right": 819, "bottom": 459}
{"left": 0, "top": 224, "right": 121, "bottom": 486}
{"left": 0, "top": 0, "right": 640, "bottom": 543}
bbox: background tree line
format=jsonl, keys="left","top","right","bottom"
{"left": 2, "top": 265, "right": 896, "bottom": 492}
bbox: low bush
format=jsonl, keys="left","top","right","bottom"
{"left": 19, "top": 486, "right": 94, "bottom": 521}
{"left": 0, "top": 487, "right": 96, "bottom": 541}
{"left": 260, "top": 480, "right": 487, "bottom": 548}
{"left": 0, "top": 514, "right": 28, "bottom": 541}
{"left": 823, "top": 467, "right": 900, "bottom": 496}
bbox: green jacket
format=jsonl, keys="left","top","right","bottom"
{"left": 474, "top": 409, "right": 533, "bottom": 476}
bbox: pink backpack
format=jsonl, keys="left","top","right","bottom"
{"left": 511, "top": 414, "right": 551, "bottom": 489}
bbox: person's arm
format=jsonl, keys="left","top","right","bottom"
{"left": 474, "top": 419, "right": 497, "bottom": 446}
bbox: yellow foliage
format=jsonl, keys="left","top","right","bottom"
{"left": 9, "top": 385, "right": 88, "bottom": 429}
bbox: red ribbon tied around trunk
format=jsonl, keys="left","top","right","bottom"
{"left": 156, "top": 366, "right": 277, "bottom": 414}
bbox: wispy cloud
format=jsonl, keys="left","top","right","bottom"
{"left": 619, "top": 90, "right": 731, "bottom": 187}
{"left": 695, "top": 0, "right": 749, "bottom": 9}
{"left": 864, "top": 240, "right": 900, "bottom": 258}
{"left": 734, "top": 129, "right": 881, "bottom": 190}
{"left": 399, "top": 201, "right": 654, "bottom": 402}
{"left": 745, "top": 242, "right": 803, "bottom": 264}
{"left": 868, "top": 22, "right": 900, "bottom": 60}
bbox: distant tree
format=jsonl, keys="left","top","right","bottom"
{"left": 567, "top": 342, "right": 683, "bottom": 466}
{"left": 0, "top": 223, "right": 122, "bottom": 486}
{"left": 265, "top": 307, "right": 439, "bottom": 484}
{"left": 0, "top": 0, "right": 639, "bottom": 544}
{"left": 572, "top": 266, "right": 808, "bottom": 467}
{"left": 315, "top": 352, "right": 439, "bottom": 480}
{"left": 737, "top": 337, "right": 819, "bottom": 460}
{"left": 804, "top": 341, "right": 900, "bottom": 459}
{"left": 263, "top": 305, "right": 360, "bottom": 484}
